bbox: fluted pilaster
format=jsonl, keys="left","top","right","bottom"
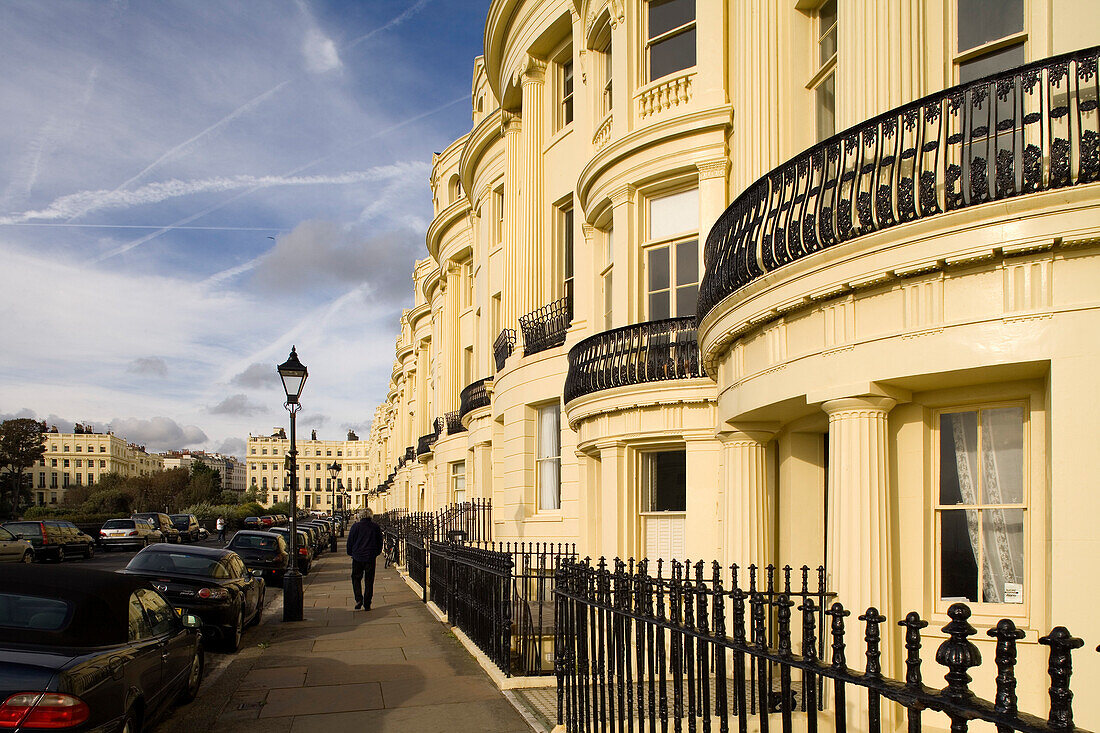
{"left": 502, "top": 113, "right": 523, "bottom": 329}
{"left": 444, "top": 262, "right": 462, "bottom": 412}
{"left": 519, "top": 57, "right": 547, "bottom": 321}
{"left": 719, "top": 429, "right": 774, "bottom": 572}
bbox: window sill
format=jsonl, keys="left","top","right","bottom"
{"left": 524, "top": 512, "right": 564, "bottom": 523}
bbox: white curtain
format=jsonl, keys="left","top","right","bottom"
{"left": 538, "top": 405, "right": 560, "bottom": 510}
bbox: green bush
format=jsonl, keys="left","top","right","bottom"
{"left": 80, "top": 488, "right": 133, "bottom": 515}
{"left": 268, "top": 501, "right": 291, "bottom": 516}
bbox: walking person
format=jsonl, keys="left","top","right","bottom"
{"left": 216, "top": 515, "right": 226, "bottom": 542}
{"left": 346, "top": 507, "right": 383, "bottom": 610}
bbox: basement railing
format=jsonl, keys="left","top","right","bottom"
{"left": 564, "top": 317, "right": 706, "bottom": 403}
{"left": 698, "top": 46, "right": 1100, "bottom": 324}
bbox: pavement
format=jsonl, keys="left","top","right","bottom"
{"left": 154, "top": 538, "right": 537, "bottom": 733}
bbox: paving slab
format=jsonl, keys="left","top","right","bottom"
{"left": 287, "top": 699, "right": 533, "bottom": 733}
{"left": 259, "top": 682, "right": 384, "bottom": 718}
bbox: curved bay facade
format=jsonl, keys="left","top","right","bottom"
{"left": 364, "top": 0, "right": 1100, "bottom": 710}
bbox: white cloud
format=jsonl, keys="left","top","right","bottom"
{"left": 303, "top": 28, "right": 341, "bottom": 73}
{"left": 230, "top": 363, "right": 274, "bottom": 389}
{"left": 209, "top": 394, "right": 264, "bottom": 416}
{"left": 128, "top": 357, "right": 168, "bottom": 377}
{"left": 108, "top": 416, "right": 208, "bottom": 451}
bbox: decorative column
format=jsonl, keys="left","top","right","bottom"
{"left": 442, "top": 261, "right": 462, "bottom": 413}
{"left": 596, "top": 440, "right": 631, "bottom": 559}
{"left": 822, "top": 395, "right": 897, "bottom": 733}
{"left": 718, "top": 429, "right": 774, "bottom": 573}
{"left": 519, "top": 57, "right": 547, "bottom": 321}
{"left": 608, "top": 184, "right": 636, "bottom": 327}
{"left": 501, "top": 112, "right": 523, "bottom": 329}
{"left": 730, "top": 0, "right": 783, "bottom": 195}
{"left": 697, "top": 160, "right": 730, "bottom": 265}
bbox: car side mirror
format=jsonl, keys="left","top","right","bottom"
{"left": 251, "top": 569, "right": 265, "bottom": 578}
{"left": 182, "top": 614, "right": 202, "bottom": 630}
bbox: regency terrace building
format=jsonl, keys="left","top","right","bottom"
{"left": 360, "top": 0, "right": 1100, "bottom": 720}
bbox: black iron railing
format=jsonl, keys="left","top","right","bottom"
{"left": 494, "top": 328, "right": 517, "bottom": 371}
{"left": 508, "top": 541, "right": 578, "bottom": 676}
{"left": 564, "top": 317, "right": 707, "bottom": 403}
{"left": 406, "top": 534, "right": 427, "bottom": 601}
{"left": 555, "top": 557, "right": 1096, "bottom": 733}
{"left": 416, "top": 431, "right": 438, "bottom": 456}
{"left": 520, "top": 295, "right": 573, "bottom": 356}
{"left": 448, "top": 544, "right": 513, "bottom": 674}
{"left": 428, "top": 540, "right": 450, "bottom": 611}
{"left": 404, "top": 446, "right": 415, "bottom": 462}
{"left": 445, "top": 410, "right": 466, "bottom": 434}
{"left": 698, "top": 46, "right": 1100, "bottom": 324}
{"left": 459, "top": 376, "right": 493, "bottom": 420}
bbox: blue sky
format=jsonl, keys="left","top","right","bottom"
{"left": 0, "top": 0, "right": 487, "bottom": 455}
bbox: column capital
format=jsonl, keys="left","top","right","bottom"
{"left": 581, "top": 222, "right": 597, "bottom": 241}
{"left": 696, "top": 159, "right": 731, "bottom": 180}
{"left": 521, "top": 56, "right": 547, "bottom": 85}
{"left": 822, "top": 395, "right": 897, "bottom": 416}
{"left": 717, "top": 428, "right": 776, "bottom": 445}
{"left": 609, "top": 183, "right": 635, "bottom": 207}
{"left": 501, "top": 111, "right": 521, "bottom": 135}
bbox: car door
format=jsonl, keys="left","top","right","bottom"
{"left": 125, "top": 591, "right": 165, "bottom": 709}
{"left": 137, "top": 588, "right": 192, "bottom": 703}
{"left": 229, "top": 556, "right": 258, "bottom": 618}
{"left": 0, "top": 527, "right": 17, "bottom": 561}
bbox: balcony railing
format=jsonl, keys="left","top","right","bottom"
{"left": 445, "top": 410, "right": 466, "bottom": 434}
{"left": 698, "top": 46, "right": 1100, "bottom": 324}
{"left": 520, "top": 295, "right": 573, "bottom": 356}
{"left": 404, "top": 446, "right": 415, "bottom": 463}
{"left": 564, "top": 317, "right": 707, "bottom": 403}
{"left": 416, "top": 430, "right": 438, "bottom": 456}
{"left": 459, "top": 376, "right": 493, "bottom": 420}
{"left": 494, "top": 328, "right": 516, "bottom": 372}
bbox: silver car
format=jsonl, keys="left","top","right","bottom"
{"left": 98, "top": 518, "right": 164, "bottom": 550}
{"left": 0, "top": 525, "right": 34, "bottom": 563}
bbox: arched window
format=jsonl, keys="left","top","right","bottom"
{"left": 448, "top": 175, "right": 462, "bottom": 204}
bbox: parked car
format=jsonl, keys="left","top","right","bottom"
{"left": 0, "top": 526, "right": 34, "bottom": 563}
{"left": 0, "top": 564, "right": 203, "bottom": 732}
{"left": 2, "top": 520, "right": 93, "bottom": 562}
{"left": 170, "top": 513, "right": 202, "bottom": 543}
{"left": 242, "top": 516, "right": 262, "bottom": 529}
{"left": 98, "top": 517, "right": 163, "bottom": 550}
{"left": 225, "top": 531, "right": 289, "bottom": 584}
{"left": 133, "top": 512, "right": 182, "bottom": 544}
{"left": 267, "top": 527, "right": 313, "bottom": 574}
{"left": 121, "top": 544, "right": 265, "bottom": 652}
{"left": 257, "top": 515, "right": 276, "bottom": 528}
{"left": 197, "top": 526, "right": 210, "bottom": 542}
{"left": 297, "top": 522, "right": 328, "bottom": 554}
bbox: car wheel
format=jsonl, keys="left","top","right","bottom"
{"left": 179, "top": 648, "right": 204, "bottom": 703}
{"left": 20, "top": 551, "right": 32, "bottom": 563}
{"left": 249, "top": 589, "right": 265, "bottom": 627}
{"left": 120, "top": 707, "right": 139, "bottom": 733}
{"left": 84, "top": 544, "right": 94, "bottom": 559}
{"left": 225, "top": 608, "right": 243, "bottom": 653}
{"left": 55, "top": 547, "right": 66, "bottom": 563}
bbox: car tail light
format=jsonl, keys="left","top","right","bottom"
{"left": 99, "top": 531, "right": 107, "bottom": 537}
{"left": 197, "top": 587, "right": 229, "bottom": 600}
{"left": 298, "top": 547, "right": 308, "bottom": 556}
{"left": 0, "top": 692, "right": 90, "bottom": 729}
{"left": 128, "top": 531, "right": 139, "bottom": 536}
{"left": 40, "top": 525, "right": 48, "bottom": 545}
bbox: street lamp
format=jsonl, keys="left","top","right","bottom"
{"left": 277, "top": 346, "right": 307, "bottom": 622}
{"left": 326, "top": 461, "right": 341, "bottom": 550}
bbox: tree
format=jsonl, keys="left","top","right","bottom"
{"left": 0, "top": 419, "right": 46, "bottom": 517}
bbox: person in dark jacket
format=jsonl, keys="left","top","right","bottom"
{"left": 346, "top": 507, "right": 383, "bottom": 610}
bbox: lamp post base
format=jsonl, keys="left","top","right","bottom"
{"left": 329, "top": 534, "right": 338, "bottom": 553}
{"left": 282, "top": 569, "right": 304, "bottom": 621}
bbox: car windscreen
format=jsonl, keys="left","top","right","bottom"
{"left": 102, "top": 520, "right": 136, "bottom": 529}
{"left": 0, "top": 593, "right": 71, "bottom": 632}
{"left": 4, "top": 523, "right": 40, "bottom": 537}
{"left": 127, "top": 552, "right": 230, "bottom": 579}
{"left": 230, "top": 535, "right": 279, "bottom": 550}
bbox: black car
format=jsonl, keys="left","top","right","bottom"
{"left": 121, "top": 544, "right": 264, "bottom": 652}
{"left": 2, "top": 520, "right": 93, "bottom": 562}
{"left": 225, "top": 531, "right": 289, "bottom": 584}
{"left": 0, "top": 564, "right": 203, "bottom": 732}
{"left": 132, "top": 513, "right": 181, "bottom": 544}
{"left": 169, "top": 514, "right": 202, "bottom": 543}
{"left": 267, "top": 527, "right": 313, "bottom": 574}
{"left": 296, "top": 523, "right": 326, "bottom": 555}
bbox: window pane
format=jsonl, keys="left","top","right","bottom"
{"left": 650, "top": 189, "right": 699, "bottom": 239}
{"left": 649, "top": 451, "right": 686, "bottom": 511}
{"left": 818, "top": 0, "right": 837, "bottom": 65}
{"left": 957, "top": 0, "right": 1023, "bottom": 53}
{"left": 648, "top": 247, "right": 670, "bottom": 291}
{"left": 981, "top": 407, "right": 1024, "bottom": 504}
{"left": 959, "top": 42, "right": 1025, "bottom": 84}
{"left": 538, "top": 404, "right": 560, "bottom": 458}
{"left": 981, "top": 508, "right": 1025, "bottom": 603}
{"left": 816, "top": 72, "right": 835, "bottom": 141}
{"left": 675, "top": 284, "right": 698, "bottom": 317}
{"left": 649, "top": 0, "right": 695, "bottom": 39}
{"left": 675, "top": 239, "right": 697, "bottom": 286}
{"left": 649, "top": 292, "right": 670, "bottom": 321}
{"left": 940, "top": 509, "right": 979, "bottom": 601}
{"left": 939, "top": 411, "right": 979, "bottom": 505}
{"left": 650, "top": 26, "right": 696, "bottom": 81}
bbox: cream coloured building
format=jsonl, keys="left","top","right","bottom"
{"left": 33, "top": 431, "right": 164, "bottom": 506}
{"left": 246, "top": 431, "right": 372, "bottom": 511}
{"left": 362, "top": 0, "right": 1100, "bottom": 721}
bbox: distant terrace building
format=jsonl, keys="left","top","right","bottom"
{"left": 160, "top": 450, "right": 247, "bottom": 494}
{"left": 246, "top": 429, "right": 369, "bottom": 511}
{"left": 34, "top": 430, "right": 164, "bottom": 506}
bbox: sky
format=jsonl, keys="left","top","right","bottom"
{"left": 0, "top": 1, "right": 488, "bottom": 457}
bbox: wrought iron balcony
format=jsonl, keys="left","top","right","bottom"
{"left": 698, "top": 46, "right": 1100, "bottom": 325}
{"left": 416, "top": 428, "right": 439, "bottom": 456}
{"left": 519, "top": 295, "right": 572, "bottom": 356}
{"left": 564, "top": 317, "right": 707, "bottom": 403}
{"left": 493, "top": 328, "right": 516, "bottom": 372}
{"left": 445, "top": 410, "right": 466, "bottom": 434}
{"left": 458, "top": 377, "right": 492, "bottom": 421}
{"left": 404, "top": 446, "right": 416, "bottom": 463}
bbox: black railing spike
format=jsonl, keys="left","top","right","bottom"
{"left": 860, "top": 607, "right": 887, "bottom": 677}
{"left": 731, "top": 563, "right": 740, "bottom": 590}
{"left": 826, "top": 603, "right": 850, "bottom": 669}
{"left": 732, "top": 586, "right": 747, "bottom": 645}
{"left": 800, "top": 565, "right": 810, "bottom": 594}
{"left": 766, "top": 564, "right": 775, "bottom": 594}
{"left": 800, "top": 598, "right": 818, "bottom": 663}
{"left": 777, "top": 594, "right": 795, "bottom": 657}
{"left": 749, "top": 564, "right": 758, "bottom": 592}
{"left": 817, "top": 566, "right": 826, "bottom": 595}
{"left": 751, "top": 587, "right": 767, "bottom": 650}
{"left": 783, "top": 564, "right": 792, "bottom": 594}
{"left": 899, "top": 612, "right": 929, "bottom": 688}
{"left": 936, "top": 603, "right": 982, "bottom": 700}
{"left": 1038, "top": 626, "right": 1085, "bottom": 729}
{"left": 987, "top": 619, "right": 1025, "bottom": 718}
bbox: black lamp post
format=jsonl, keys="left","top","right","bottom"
{"left": 326, "top": 461, "right": 341, "bottom": 550}
{"left": 277, "top": 346, "right": 307, "bottom": 622}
